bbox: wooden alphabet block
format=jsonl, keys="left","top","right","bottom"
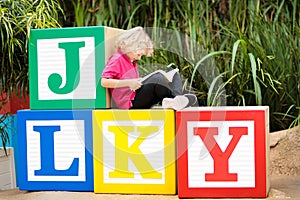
{"left": 17, "top": 110, "right": 94, "bottom": 191}
{"left": 176, "top": 107, "right": 270, "bottom": 198}
{"left": 29, "top": 26, "right": 106, "bottom": 109}
{"left": 93, "top": 109, "right": 176, "bottom": 194}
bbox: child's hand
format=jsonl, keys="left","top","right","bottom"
{"left": 129, "top": 78, "right": 142, "bottom": 91}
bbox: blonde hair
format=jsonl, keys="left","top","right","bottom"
{"left": 115, "top": 26, "right": 153, "bottom": 56}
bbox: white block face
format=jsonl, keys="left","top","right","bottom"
{"left": 26, "top": 120, "right": 86, "bottom": 181}
{"left": 102, "top": 120, "right": 166, "bottom": 184}
{"left": 187, "top": 121, "right": 255, "bottom": 188}
{"left": 37, "top": 37, "right": 96, "bottom": 100}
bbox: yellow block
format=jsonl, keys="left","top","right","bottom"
{"left": 93, "top": 109, "right": 176, "bottom": 194}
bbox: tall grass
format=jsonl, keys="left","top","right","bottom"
{"left": 0, "top": 0, "right": 63, "bottom": 98}
{"left": 54, "top": 1, "right": 300, "bottom": 131}
{"left": 0, "top": 114, "right": 9, "bottom": 155}
{"left": 0, "top": 0, "right": 64, "bottom": 153}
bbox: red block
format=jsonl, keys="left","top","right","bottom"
{"left": 176, "top": 107, "right": 270, "bottom": 198}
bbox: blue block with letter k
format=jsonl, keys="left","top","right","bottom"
{"left": 17, "top": 110, "right": 93, "bottom": 191}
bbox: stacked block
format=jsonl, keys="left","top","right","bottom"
{"left": 28, "top": 26, "right": 124, "bottom": 109}
{"left": 17, "top": 110, "right": 94, "bottom": 191}
{"left": 17, "top": 26, "right": 124, "bottom": 191}
{"left": 17, "top": 108, "right": 176, "bottom": 193}
{"left": 176, "top": 107, "right": 270, "bottom": 198}
{"left": 16, "top": 26, "right": 270, "bottom": 198}
{"left": 29, "top": 26, "right": 105, "bottom": 109}
{"left": 18, "top": 26, "right": 177, "bottom": 194}
{"left": 93, "top": 109, "right": 176, "bottom": 194}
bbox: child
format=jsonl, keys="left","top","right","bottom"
{"left": 101, "top": 26, "right": 197, "bottom": 110}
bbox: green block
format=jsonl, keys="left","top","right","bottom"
{"left": 29, "top": 26, "right": 106, "bottom": 109}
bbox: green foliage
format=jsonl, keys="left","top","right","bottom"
{"left": 0, "top": 0, "right": 63, "bottom": 153}
{"left": 0, "top": 0, "right": 63, "bottom": 97}
{"left": 63, "top": 0, "right": 299, "bottom": 131}
{"left": 0, "top": 114, "right": 9, "bottom": 155}
{"left": 0, "top": 0, "right": 298, "bottom": 147}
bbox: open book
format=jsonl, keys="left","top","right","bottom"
{"left": 140, "top": 68, "right": 179, "bottom": 83}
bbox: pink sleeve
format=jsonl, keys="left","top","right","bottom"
{"left": 101, "top": 59, "right": 120, "bottom": 79}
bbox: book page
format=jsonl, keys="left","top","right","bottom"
{"left": 141, "top": 68, "right": 179, "bottom": 83}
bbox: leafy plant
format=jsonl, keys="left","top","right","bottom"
{"left": 0, "top": 0, "right": 64, "bottom": 153}
{"left": 64, "top": 0, "right": 297, "bottom": 131}
{"left": 1, "top": 0, "right": 298, "bottom": 137}
{"left": 0, "top": 114, "right": 9, "bottom": 155}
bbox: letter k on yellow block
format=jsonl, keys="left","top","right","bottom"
{"left": 93, "top": 109, "right": 176, "bottom": 194}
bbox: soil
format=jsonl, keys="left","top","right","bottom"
{"left": 269, "top": 125, "right": 300, "bottom": 176}
{"left": 267, "top": 125, "right": 300, "bottom": 200}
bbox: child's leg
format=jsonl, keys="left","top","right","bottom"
{"left": 131, "top": 73, "right": 173, "bottom": 109}
{"left": 169, "top": 72, "right": 183, "bottom": 96}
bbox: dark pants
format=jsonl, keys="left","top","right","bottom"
{"left": 131, "top": 72, "right": 183, "bottom": 109}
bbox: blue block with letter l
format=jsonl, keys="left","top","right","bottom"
{"left": 17, "top": 110, "right": 93, "bottom": 191}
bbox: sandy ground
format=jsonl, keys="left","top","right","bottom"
{"left": 0, "top": 176, "right": 299, "bottom": 200}
{"left": 0, "top": 126, "right": 299, "bottom": 200}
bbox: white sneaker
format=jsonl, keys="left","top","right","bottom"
{"left": 162, "top": 95, "right": 189, "bottom": 110}
{"left": 183, "top": 94, "right": 198, "bottom": 107}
